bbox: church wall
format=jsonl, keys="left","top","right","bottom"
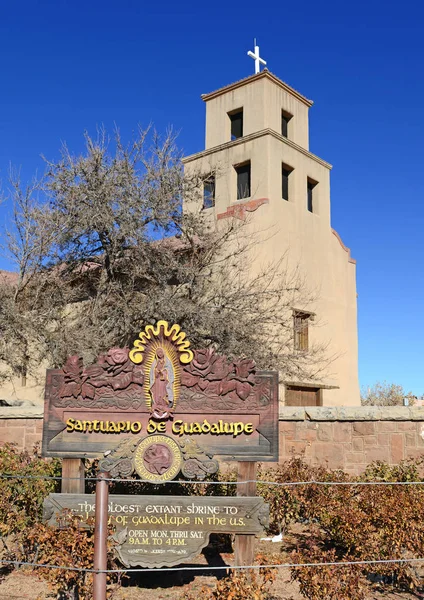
{"left": 205, "top": 79, "right": 268, "bottom": 149}
{"left": 263, "top": 77, "right": 309, "bottom": 150}
{"left": 265, "top": 135, "right": 359, "bottom": 405}
{"left": 184, "top": 134, "right": 270, "bottom": 215}
{"left": 184, "top": 133, "right": 359, "bottom": 406}
{"left": 0, "top": 360, "right": 45, "bottom": 406}
{"left": 204, "top": 76, "right": 310, "bottom": 151}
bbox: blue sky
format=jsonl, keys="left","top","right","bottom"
{"left": 0, "top": 0, "right": 423, "bottom": 394}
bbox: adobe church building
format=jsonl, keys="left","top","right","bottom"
{"left": 0, "top": 58, "right": 359, "bottom": 409}
{"left": 183, "top": 67, "right": 360, "bottom": 407}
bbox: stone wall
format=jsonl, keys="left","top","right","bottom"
{"left": 1, "top": 406, "right": 424, "bottom": 475}
{"left": 0, "top": 407, "right": 43, "bottom": 450}
{"left": 278, "top": 406, "right": 424, "bottom": 474}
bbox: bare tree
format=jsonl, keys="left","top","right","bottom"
{"left": 361, "top": 381, "right": 416, "bottom": 406}
{"left": 0, "top": 127, "right": 331, "bottom": 382}
{"left": 0, "top": 175, "right": 63, "bottom": 385}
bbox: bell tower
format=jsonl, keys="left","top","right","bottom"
{"left": 183, "top": 68, "right": 360, "bottom": 407}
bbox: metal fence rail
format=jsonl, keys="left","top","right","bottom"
{"left": 1, "top": 471, "right": 424, "bottom": 575}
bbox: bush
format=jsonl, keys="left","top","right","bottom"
{"left": 19, "top": 513, "right": 123, "bottom": 599}
{"left": 179, "top": 564, "right": 277, "bottom": 600}
{"left": 257, "top": 458, "right": 349, "bottom": 535}
{"left": 282, "top": 458, "right": 424, "bottom": 598}
{"left": 0, "top": 443, "right": 61, "bottom": 536}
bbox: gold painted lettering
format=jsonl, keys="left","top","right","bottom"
{"left": 74, "top": 420, "right": 83, "bottom": 432}
{"left": 66, "top": 418, "right": 75, "bottom": 432}
{"left": 201, "top": 419, "right": 211, "bottom": 433}
{"left": 223, "top": 422, "right": 234, "bottom": 434}
{"left": 147, "top": 419, "right": 156, "bottom": 433}
{"left": 172, "top": 420, "right": 184, "bottom": 436}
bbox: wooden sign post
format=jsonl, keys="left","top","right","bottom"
{"left": 61, "top": 458, "right": 85, "bottom": 494}
{"left": 235, "top": 461, "right": 257, "bottom": 567}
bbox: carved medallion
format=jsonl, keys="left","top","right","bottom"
{"left": 133, "top": 435, "right": 182, "bottom": 482}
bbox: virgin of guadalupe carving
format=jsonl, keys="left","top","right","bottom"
{"left": 149, "top": 348, "right": 175, "bottom": 419}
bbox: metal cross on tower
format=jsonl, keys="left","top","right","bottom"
{"left": 247, "top": 39, "right": 267, "bottom": 74}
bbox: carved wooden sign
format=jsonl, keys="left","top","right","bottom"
{"left": 43, "top": 493, "right": 269, "bottom": 568}
{"left": 42, "top": 320, "right": 279, "bottom": 472}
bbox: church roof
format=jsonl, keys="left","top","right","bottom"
{"left": 201, "top": 69, "right": 313, "bottom": 107}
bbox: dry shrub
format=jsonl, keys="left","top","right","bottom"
{"left": 19, "top": 513, "right": 123, "bottom": 599}
{"left": 0, "top": 443, "right": 60, "bottom": 536}
{"left": 179, "top": 565, "right": 277, "bottom": 600}
{"left": 292, "top": 547, "right": 365, "bottom": 600}
{"left": 258, "top": 457, "right": 424, "bottom": 598}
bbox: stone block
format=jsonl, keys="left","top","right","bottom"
{"left": 379, "top": 407, "right": 412, "bottom": 421}
{"left": 353, "top": 422, "right": 375, "bottom": 436}
{"left": 397, "top": 422, "right": 416, "bottom": 431}
{"left": 364, "top": 435, "right": 378, "bottom": 447}
{"left": 333, "top": 423, "right": 352, "bottom": 443}
{"left": 390, "top": 433, "right": 404, "bottom": 463}
{"left": 287, "top": 441, "right": 309, "bottom": 458}
{"left": 0, "top": 427, "right": 26, "bottom": 447}
{"left": 403, "top": 448, "right": 424, "bottom": 460}
{"left": 352, "top": 438, "right": 364, "bottom": 452}
{"left": 365, "top": 447, "right": 390, "bottom": 463}
{"left": 405, "top": 433, "right": 417, "bottom": 447}
{"left": 279, "top": 408, "right": 306, "bottom": 421}
{"left": 305, "top": 407, "right": 338, "bottom": 421}
{"left": 409, "top": 407, "right": 424, "bottom": 421}
{"left": 296, "top": 426, "right": 318, "bottom": 442}
{"left": 345, "top": 467, "right": 362, "bottom": 476}
{"left": 25, "top": 434, "right": 43, "bottom": 448}
{"left": 376, "top": 422, "right": 398, "bottom": 433}
{"left": 313, "top": 443, "right": 344, "bottom": 468}
{"left": 317, "top": 423, "right": 333, "bottom": 442}
{"left": 0, "top": 406, "right": 43, "bottom": 419}
{"left": 345, "top": 452, "right": 364, "bottom": 464}
{"left": 279, "top": 422, "right": 296, "bottom": 438}
{"left": 377, "top": 434, "right": 389, "bottom": 446}
{"left": 337, "top": 407, "right": 382, "bottom": 420}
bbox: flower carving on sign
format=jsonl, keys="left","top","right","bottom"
{"left": 57, "top": 347, "right": 145, "bottom": 408}
{"left": 181, "top": 349, "right": 256, "bottom": 401}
